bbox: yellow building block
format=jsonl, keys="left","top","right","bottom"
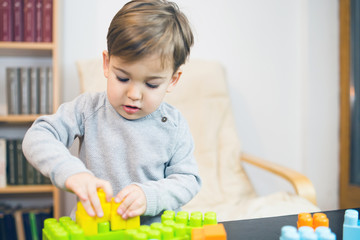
{"left": 126, "top": 215, "right": 140, "bottom": 229}
{"left": 110, "top": 199, "right": 127, "bottom": 230}
{"left": 97, "top": 189, "right": 111, "bottom": 223}
{"left": 75, "top": 201, "right": 98, "bottom": 236}
{"left": 75, "top": 189, "right": 141, "bottom": 235}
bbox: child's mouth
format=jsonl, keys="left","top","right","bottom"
{"left": 123, "top": 105, "right": 140, "bottom": 114}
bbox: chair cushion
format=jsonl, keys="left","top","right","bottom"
{"left": 164, "top": 59, "right": 257, "bottom": 209}
{"left": 77, "top": 59, "right": 107, "bottom": 93}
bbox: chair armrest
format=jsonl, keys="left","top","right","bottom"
{"left": 241, "top": 153, "right": 317, "bottom": 205}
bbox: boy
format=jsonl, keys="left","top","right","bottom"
{"left": 22, "top": 0, "right": 201, "bottom": 225}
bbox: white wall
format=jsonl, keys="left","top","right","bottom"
{"left": 59, "top": 0, "right": 339, "bottom": 215}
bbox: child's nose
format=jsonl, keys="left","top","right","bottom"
{"left": 127, "top": 83, "right": 141, "bottom": 100}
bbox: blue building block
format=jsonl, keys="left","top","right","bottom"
{"left": 343, "top": 209, "right": 360, "bottom": 240}
{"left": 280, "top": 225, "right": 336, "bottom": 240}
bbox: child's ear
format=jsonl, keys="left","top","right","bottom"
{"left": 167, "top": 69, "right": 182, "bottom": 93}
{"left": 102, "top": 50, "right": 110, "bottom": 78}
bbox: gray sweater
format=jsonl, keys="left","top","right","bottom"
{"left": 22, "top": 91, "right": 201, "bottom": 224}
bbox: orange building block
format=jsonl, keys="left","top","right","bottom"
{"left": 297, "top": 213, "right": 313, "bottom": 229}
{"left": 297, "top": 212, "right": 329, "bottom": 230}
{"left": 313, "top": 212, "right": 329, "bottom": 229}
{"left": 191, "top": 224, "right": 227, "bottom": 240}
{"left": 204, "top": 224, "right": 227, "bottom": 240}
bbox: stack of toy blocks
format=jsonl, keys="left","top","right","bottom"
{"left": 280, "top": 212, "right": 336, "bottom": 240}
{"left": 42, "top": 211, "right": 226, "bottom": 240}
{"left": 343, "top": 209, "right": 360, "bottom": 240}
{"left": 42, "top": 190, "right": 227, "bottom": 240}
{"left": 75, "top": 189, "right": 140, "bottom": 235}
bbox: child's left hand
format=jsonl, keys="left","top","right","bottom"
{"left": 114, "top": 184, "right": 147, "bottom": 219}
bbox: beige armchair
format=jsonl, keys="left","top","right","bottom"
{"left": 76, "top": 58, "right": 320, "bottom": 222}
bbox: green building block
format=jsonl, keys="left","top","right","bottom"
{"left": 42, "top": 210, "right": 217, "bottom": 240}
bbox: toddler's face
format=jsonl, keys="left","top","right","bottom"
{"left": 103, "top": 51, "right": 180, "bottom": 120}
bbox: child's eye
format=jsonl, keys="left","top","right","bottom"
{"left": 117, "top": 76, "right": 129, "bottom": 82}
{"left": 146, "top": 83, "right": 159, "bottom": 89}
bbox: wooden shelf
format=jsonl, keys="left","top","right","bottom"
{"left": 0, "top": 115, "right": 42, "bottom": 123}
{"left": 0, "top": 41, "right": 54, "bottom": 49}
{"left": 0, "top": 185, "right": 55, "bottom": 194}
{"left": 0, "top": 42, "right": 54, "bottom": 57}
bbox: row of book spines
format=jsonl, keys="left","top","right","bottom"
{"left": 4, "top": 139, "right": 51, "bottom": 186}
{"left": 6, "top": 66, "right": 53, "bottom": 115}
{"left": 0, "top": 0, "right": 53, "bottom": 42}
{"left": 0, "top": 206, "right": 53, "bottom": 240}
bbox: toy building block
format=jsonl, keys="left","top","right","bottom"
{"left": 313, "top": 213, "right": 329, "bottom": 229}
{"left": 109, "top": 199, "right": 127, "bottom": 230}
{"left": 75, "top": 189, "right": 140, "bottom": 235}
{"left": 97, "top": 188, "right": 111, "bottom": 222}
{"left": 126, "top": 213, "right": 141, "bottom": 229}
{"left": 191, "top": 224, "right": 227, "bottom": 240}
{"left": 343, "top": 209, "right": 360, "bottom": 240}
{"left": 280, "top": 225, "right": 336, "bottom": 240}
{"left": 42, "top": 217, "right": 85, "bottom": 240}
{"left": 76, "top": 201, "right": 98, "bottom": 235}
{"left": 297, "top": 212, "right": 329, "bottom": 230}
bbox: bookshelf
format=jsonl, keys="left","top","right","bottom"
{"left": 0, "top": 0, "right": 60, "bottom": 220}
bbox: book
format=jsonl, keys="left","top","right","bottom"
{"left": 6, "top": 67, "right": 21, "bottom": 115}
{"left": 0, "top": 138, "right": 6, "bottom": 188}
{"left": 0, "top": 211, "right": 6, "bottom": 240}
{"left": 6, "top": 139, "right": 17, "bottom": 185}
{"left": 22, "top": 210, "right": 31, "bottom": 240}
{"left": 20, "top": 67, "right": 31, "bottom": 115}
{"left": 3, "top": 209, "right": 17, "bottom": 240}
{"left": 42, "top": 0, "right": 52, "bottom": 42}
{"left": 14, "top": 210, "right": 25, "bottom": 240}
{"left": 24, "top": 0, "right": 36, "bottom": 42}
{"left": 35, "top": 0, "right": 42, "bottom": 42}
{"left": 43, "top": 175, "right": 51, "bottom": 184}
{"left": 39, "top": 67, "right": 48, "bottom": 114}
{"left": 0, "top": 0, "right": 13, "bottom": 41}
{"left": 47, "top": 66, "right": 53, "bottom": 113}
{"left": 29, "top": 211, "right": 38, "bottom": 240}
{"left": 13, "top": 0, "right": 23, "bottom": 41}
{"left": 30, "top": 67, "right": 40, "bottom": 114}
{"left": 34, "top": 167, "right": 43, "bottom": 184}
{"left": 24, "top": 157, "right": 36, "bottom": 185}
{"left": 16, "top": 139, "right": 25, "bottom": 185}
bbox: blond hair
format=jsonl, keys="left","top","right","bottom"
{"left": 107, "top": 0, "right": 194, "bottom": 72}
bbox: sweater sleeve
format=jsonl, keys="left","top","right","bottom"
{"left": 22, "top": 94, "right": 94, "bottom": 190}
{"left": 135, "top": 117, "right": 202, "bottom": 216}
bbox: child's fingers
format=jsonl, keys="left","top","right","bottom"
{"left": 116, "top": 191, "right": 135, "bottom": 215}
{"left": 123, "top": 199, "right": 146, "bottom": 219}
{"left": 80, "top": 198, "right": 96, "bottom": 217}
{"left": 88, "top": 185, "right": 104, "bottom": 218}
{"left": 115, "top": 186, "right": 146, "bottom": 219}
{"left": 114, "top": 185, "right": 131, "bottom": 204}
{"left": 69, "top": 185, "right": 88, "bottom": 202}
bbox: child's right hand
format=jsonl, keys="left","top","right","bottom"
{"left": 65, "top": 172, "right": 113, "bottom": 218}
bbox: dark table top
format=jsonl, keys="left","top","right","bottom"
{"left": 221, "top": 208, "right": 360, "bottom": 240}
